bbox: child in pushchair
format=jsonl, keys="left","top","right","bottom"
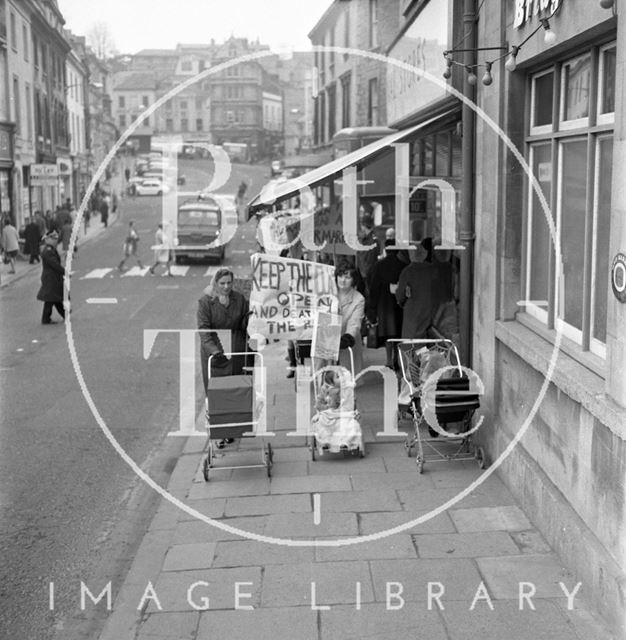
{"left": 309, "top": 365, "right": 365, "bottom": 459}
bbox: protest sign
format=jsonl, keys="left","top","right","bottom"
{"left": 247, "top": 253, "right": 338, "bottom": 341}
{"left": 314, "top": 205, "right": 357, "bottom": 256}
{"left": 311, "top": 311, "right": 342, "bottom": 361}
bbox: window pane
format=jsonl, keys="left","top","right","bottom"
{"left": 563, "top": 55, "right": 590, "bottom": 121}
{"left": 528, "top": 143, "right": 552, "bottom": 303}
{"left": 423, "top": 136, "right": 434, "bottom": 176}
{"left": 451, "top": 134, "right": 462, "bottom": 177}
{"left": 600, "top": 46, "right": 616, "bottom": 115}
{"left": 533, "top": 72, "right": 553, "bottom": 127}
{"left": 559, "top": 139, "right": 588, "bottom": 332}
{"left": 435, "top": 132, "right": 448, "bottom": 176}
{"left": 592, "top": 137, "right": 613, "bottom": 343}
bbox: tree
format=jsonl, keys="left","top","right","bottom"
{"left": 87, "top": 22, "right": 118, "bottom": 60}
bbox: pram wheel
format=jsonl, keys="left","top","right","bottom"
{"left": 416, "top": 457, "right": 424, "bottom": 474}
{"left": 359, "top": 442, "right": 365, "bottom": 458}
{"left": 202, "top": 447, "right": 212, "bottom": 482}
{"left": 475, "top": 446, "right": 487, "bottom": 469}
{"left": 405, "top": 434, "right": 413, "bottom": 457}
{"left": 310, "top": 435, "right": 316, "bottom": 461}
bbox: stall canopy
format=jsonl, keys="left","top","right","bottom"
{"left": 247, "top": 108, "right": 457, "bottom": 212}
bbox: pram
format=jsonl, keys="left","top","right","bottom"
{"left": 391, "top": 338, "right": 485, "bottom": 474}
{"left": 201, "top": 351, "right": 273, "bottom": 481}
{"left": 307, "top": 346, "right": 365, "bottom": 460}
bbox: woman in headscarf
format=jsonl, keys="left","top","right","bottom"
{"left": 197, "top": 268, "right": 250, "bottom": 391}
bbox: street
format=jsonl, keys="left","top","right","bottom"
{"left": 0, "top": 158, "right": 269, "bottom": 640}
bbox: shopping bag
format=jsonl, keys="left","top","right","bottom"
{"left": 365, "top": 320, "right": 381, "bottom": 349}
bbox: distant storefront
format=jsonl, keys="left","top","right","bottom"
{"left": 0, "top": 124, "right": 14, "bottom": 223}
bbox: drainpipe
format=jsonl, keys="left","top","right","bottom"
{"left": 459, "top": 0, "right": 477, "bottom": 367}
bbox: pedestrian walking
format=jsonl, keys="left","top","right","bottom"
{"left": 366, "top": 239, "right": 407, "bottom": 369}
{"left": 37, "top": 231, "right": 66, "bottom": 324}
{"left": 335, "top": 264, "right": 366, "bottom": 375}
{"left": 24, "top": 216, "right": 43, "bottom": 264}
{"left": 100, "top": 197, "right": 109, "bottom": 228}
{"left": 355, "top": 211, "right": 381, "bottom": 296}
{"left": 149, "top": 223, "right": 173, "bottom": 276}
{"left": 83, "top": 206, "right": 91, "bottom": 234}
{"left": 197, "top": 267, "right": 251, "bottom": 447}
{"left": 395, "top": 241, "right": 438, "bottom": 339}
{"left": 118, "top": 221, "right": 143, "bottom": 271}
{"left": 59, "top": 218, "right": 74, "bottom": 265}
{"left": 1, "top": 219, "right": 20, "bottom": 274}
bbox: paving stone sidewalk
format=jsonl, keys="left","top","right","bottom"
{"left": 97, "top": 343, "right": 615, "bottom": 640}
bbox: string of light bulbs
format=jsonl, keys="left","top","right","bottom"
{"left": 441, "top": 0, "right": 578, "bottom": 86}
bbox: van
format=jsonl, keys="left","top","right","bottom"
{"left": 175, "top": 196, "right": 225, "bottom": 264}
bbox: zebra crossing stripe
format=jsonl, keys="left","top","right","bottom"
{"left": 81, "top": 268, "right": 113, "bottom": 279}
{"left": 121, "top": 266, "right": 151, "bottom": 277}
{"left": 164, "top": 265, "right": 190, "bottom": 277}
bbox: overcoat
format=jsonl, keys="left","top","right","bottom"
{"left": 197, "top": 290, "right": 250, "bottom": 390}
{"left": 366, "top": 252, "right": 405, "bottom": 340}
{"left": 395, "top": 262, "right": 438, "bottom": 339}
{"left": 37, "top": 244, "right": 65, "bottom": 303}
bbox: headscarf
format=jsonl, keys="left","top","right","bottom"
{"left": 203, "top": 267, "right": 234, "bottom": 297}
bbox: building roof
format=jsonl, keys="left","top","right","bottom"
{"left": 134, "top": 49, "right": 178, "bottom": 57}
{"left": 114, "top": 72, "right": 157, "bottom": 91}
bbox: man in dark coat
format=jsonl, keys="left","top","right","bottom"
{"left": 366, "top": 240, "right": 407, "bottom": 368}
{"left": 100, "top": 198, "right": 109, "bottom": 228}
{"left": 395, "top": 242, "right": 438, "bottom": 339}
{"left": 37, "top": 231, "right": 66, "bottom": 324}
{"left": 24, "top": 217, "right": 42, "bottom": 264}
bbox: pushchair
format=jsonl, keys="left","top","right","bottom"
{"left": 308, "top": 346, "right": 365, "bottom": 460}
{"left": 391, "top": 338, "right": 485, "bottom": 473}
{"left": 201, "top": 351, "right": 273, "bottom": 481}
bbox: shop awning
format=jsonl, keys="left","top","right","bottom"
{"left": 247, "top": 108, "right": 457, "bottom": 212}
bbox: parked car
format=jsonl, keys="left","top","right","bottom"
{"left": 135, "top": 179, "right": 170, "bottom": 196}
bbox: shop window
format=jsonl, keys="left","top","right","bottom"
{"left": 435, "top": 132, "right": 449, "bottom": 176}
{"left": 560, "top": 54, "right": 591, "bottom": 128}
{"left": 597, "top": 43, "right": 616, "bottom": 123}
{"left": 530, "top": 70, "right": 554, "bottom": 133}
{"left": 590, "top": 136, "right": 613, "bottom": 357}
{"left": 422, "top": 136, "right": 434, "bottom": 176}
{"left": 368, "top": 78, "right": 379, "bottom": 126}
{"left": 196, "top": 118, "right": 203, "bottom": 131}
{"left": 522, "top": 44, "right": 615, "bottom": 358}
{"left": 341, "top": 73, "right": 351, "bottom": 129}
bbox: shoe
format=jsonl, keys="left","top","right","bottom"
{"left": 42, "top": 320, "right": 57, "bottom": 324}
{"left": 9, "top": 270, "right": 15, "bottom": 274}
{"left": 286, "top": 370, "right": 295, "bottom": 379}
{"left": 225, "top": 438, "right": 235, "bottom": 444}
{"left": 149, "top": 268, "right": 155, "bottom": 275}
{"left": 216, "top": 440, "right": 226, "bottom": 449}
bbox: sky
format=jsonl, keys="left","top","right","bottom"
{"left": 57, "top": 0, "right": 328, "bottom": 55}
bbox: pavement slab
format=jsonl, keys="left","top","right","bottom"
{"left": 314, "top": 533, "right": 417, "bottom": 562}
{"left": 196, "top": 606, "right": 318, "bottom": 640}
{"left": 136, "top": 611, "right": 200, "bottom": 639}
{"left": 413, "top": 531, "right": 521, "bottom": 558}
{"left": 369, "top": 557, "right": 485, "bottom": 603}
{"left": 358, "top": 510, "right": 457, "bottom": 535}
{"left": 224, "top": 493, "right": 312, "bottom": 517}
{"left": 172, "top": 517, "right": 268, "bottom": 544}
{"left": 315, "top": 489, "right": 403, "bottom": 513}
{"left": 261, "top": 561, "right": 374, "bottom": 607}
{"left": 268, "top": 474, "right": 352, "bottom": 493}
{"left": 440, "top": 598, "right": 588, "bottom": 640}
{"left": 308, "top": 454, "right": 387, "bottom": 474}
{"left": 162, "top": 542, "right": 217, "bottom": 572}
{"left": 350, "top": 469, "right": 437, "bottom": 491}
{"left": 476, "top": 554, "right": 580, "bottom": 599}
{"left": 187, "top": 478, "right": 271, "bottom": 500}
{"left": 264, "top": 511, "right": 359, "bottom": 538}
{"left": 449, "top": 505, "right": 532, "bottom": 532}
{"left": 147, "top": 567, "right": 262, "bottom": 612}
{"left": 212, "top": 539, "right": 315, "bottom": 567}
{"left": 319, "top": 603, "right": 449, "bottom": 640}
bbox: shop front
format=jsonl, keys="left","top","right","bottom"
{"left": 0, "top": 123, "right": 14, "bottom": 223}
{"left": 472, "top": 0, "right": 624, "bottom": 632}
